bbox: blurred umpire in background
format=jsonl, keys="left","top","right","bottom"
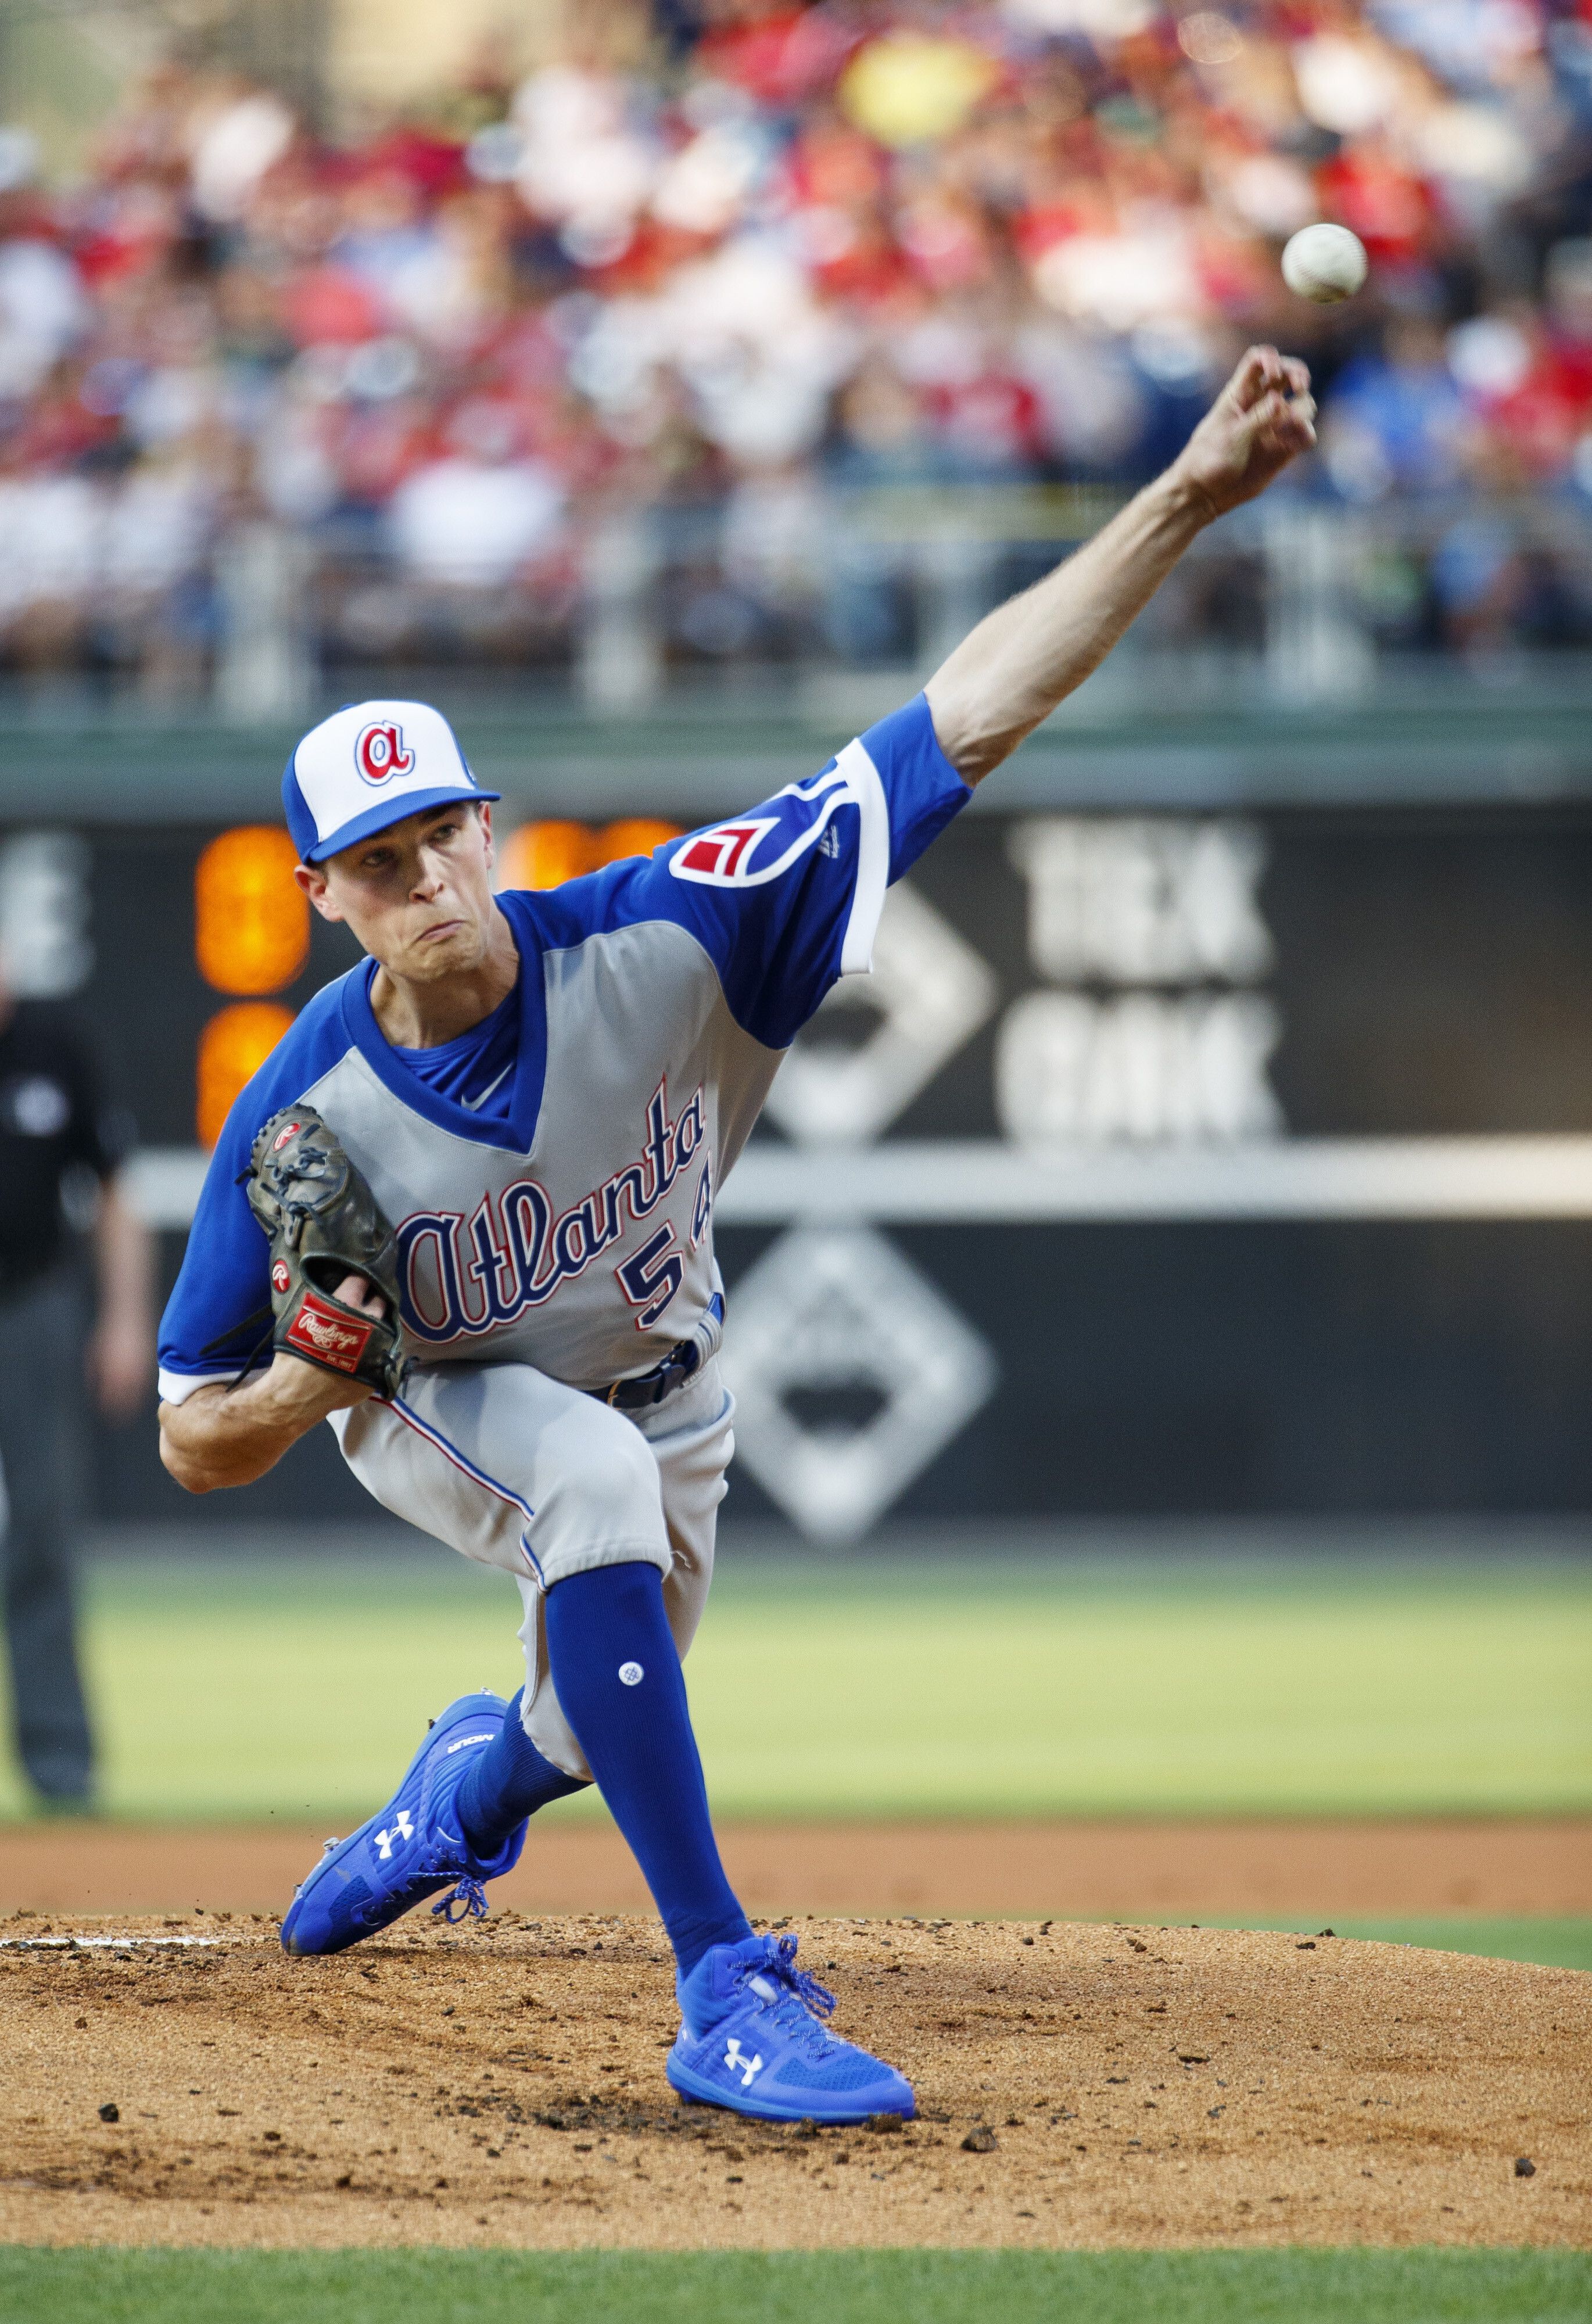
{"left": 0, "top": 946, "right": 153, "bottom": 1810}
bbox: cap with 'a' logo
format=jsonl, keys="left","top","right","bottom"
{"left": 282, "top": 699, "right": 501, "bottom": 865}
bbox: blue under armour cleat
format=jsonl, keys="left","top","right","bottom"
{"left": 666, "top": 1932, "right": 915, "bottom": 2124}
{"left": 281, "top": 1691, "right": 525, "bottom": 1957}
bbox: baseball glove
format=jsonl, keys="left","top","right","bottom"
{"left": 245, "top": 1104, "right": 410, "bottom": 1399}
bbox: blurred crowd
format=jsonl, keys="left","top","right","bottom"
{"left": 6, "top": 0, "right": 1592, "bottom": 693}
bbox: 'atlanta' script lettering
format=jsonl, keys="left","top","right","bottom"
{"left": 396, "top": 1078, "right": 705, "bottom": 1346}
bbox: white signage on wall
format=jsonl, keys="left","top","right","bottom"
{"left": 1008, "top": 815, "right": 1274, "bottom": 986}
{"left": 999, "top": 816, "right": 1282, "bottom": 1146}
{"left": 0, "top": 830, "right": 94, "bottom": 998}
{"left": 996, "top": 989, "right": 1283, "bottom": 1144}
{"left": 765, "top": 879, "right": 996, "bottom": 1147}
{"left": 722, "top": 1222, "right": 998, "bottom": 1541}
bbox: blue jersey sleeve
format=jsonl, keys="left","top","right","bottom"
{"left": 157, "top": 979, "right": 360, "bottom": 1400}
{"left": 526, "top": 693, "right": 971, "bottom": 1050}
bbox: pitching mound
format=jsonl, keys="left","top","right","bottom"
{"left": 1, "top": 1915, "right": 1586, "bottom": 2250}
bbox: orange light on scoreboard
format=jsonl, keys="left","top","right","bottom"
{"left": 501, "top": 820, "right": 589, "bottom": 891}
{"left": 498, "top": 818, "right": 683, "bottom": 891}
{"left": 600, "top": 817, "right": 684, "bottom": 866}
{"left": 195, "top": 826, "right": 309, "bottom": 995}
{"left": 196, "top": 1002, "right": 296, "bottom": 1149}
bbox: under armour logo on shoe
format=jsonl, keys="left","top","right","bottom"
{"left": 374, "top": 1810, "right": 414, "bottom": 1860}
{"left": 724, "top": 2036, "right": 763, "bottom": 2089}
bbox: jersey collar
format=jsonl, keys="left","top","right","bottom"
{"left": 340, "top": 896, "right": 548, "bottom": 1156}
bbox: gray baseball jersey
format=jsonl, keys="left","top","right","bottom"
{"left": 159, "top": 693, "right": 970, "bottom": 1408}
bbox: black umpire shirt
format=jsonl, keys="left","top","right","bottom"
{"left": 0, "top": 1001, "right": 124, "bottom": 1301}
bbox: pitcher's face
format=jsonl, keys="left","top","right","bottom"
{"left": 297, "top": 802, "right": 498, "bottom": 984}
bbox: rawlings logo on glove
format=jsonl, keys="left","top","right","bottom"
{"left": 284, "top": 1293, "right": 376, "bottom": 1371}
{"left": 246, "top": 1105, "right": 410, "bottom": 1400}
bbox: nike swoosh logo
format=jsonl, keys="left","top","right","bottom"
{"left": 461, "top": 1062, "right": 514, "bottom": 1112}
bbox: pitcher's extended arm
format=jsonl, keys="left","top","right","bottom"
{"left": 924, "top": 346, "right": 1315, "bottom": 784}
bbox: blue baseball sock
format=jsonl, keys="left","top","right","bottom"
{"left": 456, "top": 1685, "right": 587, "bottom": 1857}
{"left": 544, "top": 1561, "right": 752, "bottom": 1978}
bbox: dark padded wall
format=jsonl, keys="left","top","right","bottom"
{"left": 45, "top": 805, "right": 1592, "bottom": 1529}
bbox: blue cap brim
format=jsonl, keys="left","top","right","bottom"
{"left": 299, "top": 786, "right": 503, "bottom": 865}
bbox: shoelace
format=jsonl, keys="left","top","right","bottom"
{"left": 350, "top": 1836, "right": 471, "bottom": 1928}
{"left": 433, "top": 1877, "right": 489, "bottom": 1925}
{"left": 734, "top": 1935, "right": 840, "bottom": 2056}
{"left": 762, "top": 1932, "right": 837, "bottom": 2017}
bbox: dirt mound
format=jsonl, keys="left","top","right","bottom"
{"left": 1, "top": 1915, "right": 1586, "bottom": 2250}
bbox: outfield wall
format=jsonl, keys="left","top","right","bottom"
{"left": 6, "top": 689, "right": 1590, "bottom": 1540}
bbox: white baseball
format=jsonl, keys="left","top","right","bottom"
{"left": 1281, "top": 223, "right": 1368, "bottom": 305}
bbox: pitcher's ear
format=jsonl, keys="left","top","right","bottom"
{"left": 294, "top": 860, "right": 341, "bottom": 923}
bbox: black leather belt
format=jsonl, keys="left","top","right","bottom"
{"left": 594, "top": 1341, "right": 701, "bottom": 1410}
{"left": 591, "top": 1293, "right": 724, "bottom": 1412}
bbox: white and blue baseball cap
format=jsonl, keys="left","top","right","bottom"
{"left": 283, "top": 700, "right": 501, "bottom": 865}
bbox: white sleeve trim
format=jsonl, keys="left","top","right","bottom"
{"left": 836, "top": 737, "right": 889, "bottom": 976}
{"left": 158, "top": 1365, "right": 250, "bottom": 1406}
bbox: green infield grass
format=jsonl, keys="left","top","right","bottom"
{"left": 2, "top": 2246, "right": 1590, "bottom": 2324}
{"left": 1193, "top": 1917, "right": 1592, "bottom": 1972}
{"left": 0, "top": 1550, "right": 1582, "bottom": 1827}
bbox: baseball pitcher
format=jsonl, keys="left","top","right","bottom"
{"left": 157, "top": 350, "right": 1314, "bottom": 2124}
